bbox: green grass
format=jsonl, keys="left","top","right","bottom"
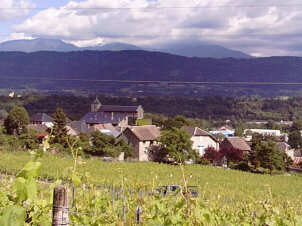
{"left": 0, "top": 151, "right": 302, "bottom": 211}
{"left": 136, "top": 119, "right": 152, "bottom": 126}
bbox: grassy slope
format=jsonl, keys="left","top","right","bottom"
{"left": 0, "top": 151, "right": 302, "bottom": 210}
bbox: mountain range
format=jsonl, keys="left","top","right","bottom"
{"left": 0, "top": 38, "right": 251, "bottom": 59}
{"left": 0, "top": 50, "right": 300, "bottom": 82}
{"left": 0, "top": 50, "right": 301, "bottom": 96}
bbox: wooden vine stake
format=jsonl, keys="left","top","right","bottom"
{"left": 136, "top": 206, "right": 142, "bottom": 224}
{"left": 52, "top": 186, "right": 69, "bottom": 226}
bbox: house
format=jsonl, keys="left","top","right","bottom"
{"left": 81, "top": 97, "right": 144, "bottom": 128}
{"left": 246, "top": 121, "right": 268, "bottom": 125}
{"left": 210, "top": 129, "right": 235, "bottom": 138}
{"left": 210, "top": 124, "right": 235, "bottom": 138}
{"left": 8, "top": 92, "right": 14, "bottom": 98}
{"left": 27, "top": 124, "right": 49, "bottom": 133}
{"left": 118, "top": 125, "right": 161, "bottom": 161}
{"left": 26, "top": 124, "right": 49, "bottom": 144}
{"left": 219, "top": 125, "right": 234, "bottom": 131}
{"left": 67, "top": 121, "right": 120, "bottom": 137}
{"left": 67, "top": 120, "right": 90, "bottom": 136}
{"left": 92, "top": 124, "right": 120, "bottom": 138}
{"left": 30, "top": 113, "right": 54, "bottom": 128}
{"left": 244, "top": 129, "right": 281, "bottom": 137}
{"left": 276, "top": 142, "right": 295, "bottom": 160}
{"left": 277, "top": 121, "right": 293, "bottom": 126}
{"left": 81, "top": 111, "right": 129, "bottom": 128}
{"left": 221, "top": 137, "right": 251, "bottom": 153}
{"left": 294, "top": 157, "right": 302, "bottom": 166}
{"left": 66, "top": 125, "right": 79, "bottom": 136}
{"left": 181, "top": 126, "right": 219, "bottom": 156}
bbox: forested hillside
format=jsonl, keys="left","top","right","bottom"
{"left": 0, "top": 51, "right": 302, "bottom": 82}
{"left": 0, "top": 94, "right": 302, "bottom": 121}
{"left": 1, "top": 51, "right": 302, "bottom": 96}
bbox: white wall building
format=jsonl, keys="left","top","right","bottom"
{"left": 244, "top": 129, "right": 281, "bottom": 137}
{"left": 182, "top": 126, "right": 219, "bottom": 156}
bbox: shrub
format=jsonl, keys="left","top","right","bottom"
{"left": 203, "top": 147, "right": 222, "bottom": 164}
{"left": 197, "top": 158, "right": 211, "bottom": 165}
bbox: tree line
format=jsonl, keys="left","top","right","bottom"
{"left": 2, "top": 94, "right": 302, "bottom": 122}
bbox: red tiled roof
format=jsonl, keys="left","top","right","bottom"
{"left": 225, "top": 137, "right": 251, "bottom": 151}
{"left": 129, "top": 125, "right": 161, "bottom": 141}
{"left": 37, "top": 133, "right": 48, "bottom": 138}
{"left": 294, "top": 157, "right": 302, "bottom": 166}
{"left": 181, "top": 126, "right": 218, "bottom": 142}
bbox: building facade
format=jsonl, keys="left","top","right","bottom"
{"left": 181, "top": 126, "right": 219, "bottom": 156}
{"left": 81, "top": 97, "right": 144, "bottom": 128}
{"left": 118, "top": 125, "right": 160, "bottom": 161}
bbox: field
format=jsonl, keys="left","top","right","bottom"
{"left": 1, "top": 151, "right": 302, "bottom": 225}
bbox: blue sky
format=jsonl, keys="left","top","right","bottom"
{"left": 31, "top": 0, "right": 71, "bottom": 7}
{"left": 2, "top": 0, "right": 302, "bottom": 56}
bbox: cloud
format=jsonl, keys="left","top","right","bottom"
{"left": 70, "top": 37, "right": 104, "bottom": 47}
{"left": 0, "top": 0, "right": 35, "bottom": 21}
{"left": 7, "top": 32, "right": 33, "bottom": 40}
{"left": 11, "top": 0, "right": 302, "bottom": 56}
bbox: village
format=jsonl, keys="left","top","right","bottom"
{"left": 2, "top": 96, "right": 297, "bottom": 174}
{"left": 3, "top": 0, "right": 302, "bottom": 224}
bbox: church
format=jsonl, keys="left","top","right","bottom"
{"left": 81, "top": 97, "right": 144, "bottom": 129}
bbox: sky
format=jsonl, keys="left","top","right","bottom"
{"left": 1, "top": 0, "right": 302, "bottom": 56}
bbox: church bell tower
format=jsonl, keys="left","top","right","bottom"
{"left": 91, "top": 97, "right": 101, "bottom": 112}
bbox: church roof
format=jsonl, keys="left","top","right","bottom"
{"left": 98, "top": 105, "right": 140, "bottom": 113}
{"left": 92, "top": 97, "right": 101, "bottom": 105}
{"left": 81, "top": 112, "right": 127, "bottom": 124}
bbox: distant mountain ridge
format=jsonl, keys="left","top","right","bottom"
{"left": 0, "top": 38, "right": 78, "bottom": 52}
{"left": 160, "top": 43, "right": 251, "bottom": 59}
{"left": 86, "top": 42, "right": 142, "bottom": 51}
{"left": 0, "top": 50, "right": 300, "bottom": 83}
{"left": 0, "top": 38, "right": 251, "bottom": 58}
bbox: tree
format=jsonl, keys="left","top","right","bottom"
{"left": 291, "top": 120, "right": 302, "bottom": 132}
{"left": 214, "top": 133, "right": 225, "bottom": 142}
{"left": 250, "top": 133, "right": 263, "bottom": 151}
{"left": 235, "top": 124, "right": 245, "bottom": 137}
{"left": 19, "top": 130, "right": 39, "bottom": 150}
{"left": 288, "top": 130, "right": 302, "bottom": 149}
{"left": 163, "top": 115, "right": 192, "bottom": 130}
{"left": 51, "top": 108, "right": 68, "bottom": 145}
{"left": 156, "top": 128, "right": 196, "bottom": 163}
{"left": 266, "top": 120, "right": 280, "bottom": 130}
{"left": 0, "top": 109, "right": 8, "bottom": 120}
{"left": 116, "top": 140, "right": 133, "bottom": 159}
{"left": 4, "top": 106, "right": 29, "bottom": 135}
{"left": 220, "top": 146, "right": 243, "bottom": 163}
{"left": 89, "top": 131, "right": 128, "bottom": 157}
{"left": 250, "top": 140, "right": 286, "bottom": 173}
{"left": 203, "top": 147, "right": 222, "bottom": 164}
{"left": 147, "top": 113, "right": 166, "bottom": 128}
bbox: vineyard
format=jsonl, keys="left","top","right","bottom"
{"left": 0, "top": 151, "right": 302, "bottom": 225}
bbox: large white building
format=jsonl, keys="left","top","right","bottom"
{"left": 244, "top": 129, "right": 281, "bottom": 137}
